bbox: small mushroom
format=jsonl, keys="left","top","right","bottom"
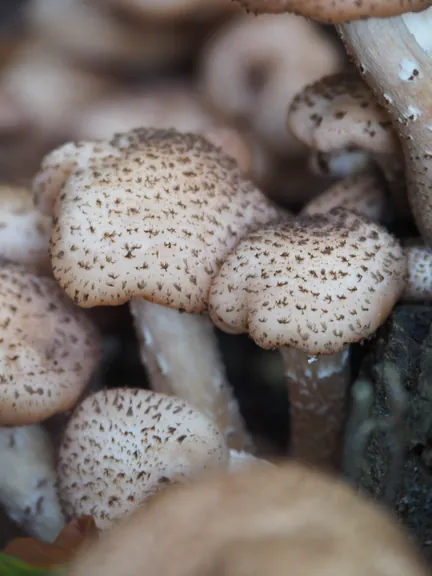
{"left": 0, "top": 424, "right": 65, "bottom": 541}
{"left": 0, "top": 185, "right": 51, "bottom": 275}
{"left": 208, "top": 208, "right": 406, "bottom": 468}
{"left": 64, "top": 462, "right": 429, "bottom": 576}
{"left": 0, "top": 263, "right": 101, "bottom": 426}
{"left": 36, "top": 128, "right": 282, "bottom": 450}
{"left": 337, "top": 7, "right": 432, "bottom": 245}
{"left": 301, "top": 171, "right": 388, "bottom": 222}
{"left": 199, "top": 13, "right": 344, "bottom": 157}
{"left": 402, "top": 240, "right": 432, "bottom": 302}
{"left": 287, "top": 70, "right": 407, "bottom": 213}
{"left": 233, "top": 0, "right": 429, "bottom": 22}
{"left": 57, "top": 388, "right": 229, "bottom": 530}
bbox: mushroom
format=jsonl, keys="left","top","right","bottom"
{"left": 35, "top": 128, "right": 283, "bottom": 450}
{"left": 301, "top": 171, "right": 388, "bottom": 223}
{"left": 208, "top": 208, "right": 406, "bottom": 468}
{"left": 232, "top": 0, "right": 429, "bottom": 22}
{"left": 0, "top": 263, "right": 101, "bottom": 426}
{"left": 57, "top": 388, "right": 229, "bottom": 530}
{"left": 402, "top": 240, "right": 432, "bottom": 301}
{"left": 64, "top": 462, "right": 429, "bottom": 576}
{"left": 0, "top": 424, "right": 65, "bottom": 541}
{"left": 74, "top": 82, "right": 253, "bottom": 174}
{"left": 337, "top": 8, "right": 432, "bottom": 245}
{"left": 199, "top": 13, "right": 344, "bottom": 157}
{"left": 0, "top": 185, "right": 51, "bottom": 275}
{"left": 287, "top": 70, "right": 407, "bottom": 213}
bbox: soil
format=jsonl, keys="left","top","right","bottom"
{"left": 343, "top": 305, "right": 432, "bottom": 560}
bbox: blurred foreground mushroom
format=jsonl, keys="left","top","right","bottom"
{"left": 34, "top": 128, "right": 284, "bottom": 451}
{"left": 57, "top": 388, "right": 229, "bottom": 530}
{"left": 64, "top": 462, "right": 429, "bottom": 576}
{"left": 0, "top": 263, "right": 100, "bottom": 426}
{"left": 209, "top": 209, "right": 406, "bottom": 468}
{"left": 0, "top": 424, "right": 64, "bottom": 542}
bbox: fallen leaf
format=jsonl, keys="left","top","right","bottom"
{"left": 2, "top": 517, "right": 98, "bottom": 570}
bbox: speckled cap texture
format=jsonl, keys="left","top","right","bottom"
{"left": 0, "top": 264, "right": 100, "bottom": 425}
{"left": 49, "top": 128, "right": 281, "bottom": 311}
{"left": 209, "top": 208, "right": 406, "bottom": 354}
{"left": 234, "top": 0, "right": 430, "bottom": 22}
{"left": 57, "top": 388, "right": 229, "bottom": 530}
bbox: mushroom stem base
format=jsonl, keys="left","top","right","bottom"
{"left": 280, "top": 347, "right": 351, "bottom": 470}
{"left": 130, "top": 298, "right": 252, "bottom": 452}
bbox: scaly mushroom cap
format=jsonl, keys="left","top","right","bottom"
{"left": 57, "top": 388, "right": 229, "bottom": 530}
{"left": 301, "top": 172, "right": 387, "bottom": 222}
{"left": 403, "top": 242, "right": 432, "bottom": 301}
{"left": 50, "top": 128, "right": 281, "bottom": 311}
{"left": 288, "top": 70, "right": 400, "bottom": 155}
{"left": 64, "top": 462, "right": 429, "bottom": 576}
{"left": 33, "top": 140, "right": 121, "bottom": 217}
{"left": 209, "top": 208, "right": 406, "bottom": 354}
{"left": 0, "top": 185, "right": 51, "bottom": 274}
{"left": 233, "top": 0, "right": 430, "bottom": 22}
{"left": 0, "top": 264, "right": 100, "bottom": 426}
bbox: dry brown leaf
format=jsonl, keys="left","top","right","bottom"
{"left": 2, "top": 517, "right": 98, "bottom": 569}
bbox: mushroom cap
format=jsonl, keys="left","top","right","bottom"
{"left": 287, "top": 70, "right": 400, "bottom": 155}
{"left": 199, "top": 13, "right": 344, "bottom": 156}
{"left": 0, "top": 264, "right": 101, "bottom": 426}
{"left": 403, "top": 241, "right": 432, "bottom": 302}
{"left": 33, "top": 140, "right": 121, "bottom": 216}
{"left": 233, "top": 0, "right": 430, "bottom": 23}
{"left": 301, "top": 172, "right": 387, "bottom": 222}
{"left": 64, "top": 462, "right": 429, "bottom": 576}
{"left": 0, "top": 185, "right": 52, "bottom": 274}
{"left": 57, "top": 388, "right": 229, "bottom": 530}
{"left": 209, "top": 208, "right": 406, "bottom": 354}
{"left": 50, "top": 128, "right": 281, "bottom": 311}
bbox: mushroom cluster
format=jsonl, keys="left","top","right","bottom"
{"left": 0, "top": 0, "right": 431, "bottom": 566}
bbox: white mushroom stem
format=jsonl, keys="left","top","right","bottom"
{"left": 0, "top": 424, "right": 65, "bottom": 542}
{"left": 228, "top": 449, "right": 273, "bottom": 471}
{"left": 337, "top": 8, "right": 432, "bottom": 245}
{"left": 129, "top": 299, "right": 253, "bottom": 452}
{"left": 280, "top": 347, "right": 351, "bottom": 468}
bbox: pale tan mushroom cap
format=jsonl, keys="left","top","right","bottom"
{"left": 288, "top": 71, "right": 400, "bottom": 155}
{"left": 50, "top": 128, "right": 281, "bottom": 311}
{"left": 234, "top": 0, "right": 430, "bottom": 22}
{"left": 0, "top": 264, "right": 100, "bottom": 426}
{"left": 301, "top": 172, "right": 387, "bottom": 222}
{"left": 209, "top": 208, "right": 406, "bottom": 354}
{"left": 33, "top": 141, "right": 121, "bottom": 216}
{"left": 57, "top": 388, "right": 229, "bottom": 530}
{"left": 200, "top": 14, "right": 344, "bottom": 155}
{"left": 403, "top": 242, "right": 432, "bottom": 301}
{"left": 0, "top": 185, "right": 52, "bottom": 274}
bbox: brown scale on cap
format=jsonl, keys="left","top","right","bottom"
{"left": 301, "top": 171, "right": 388, "bottom": 223}
{"left": 0, "top": 264, "right": 100, "bottom": 426}
{"left": 0, "top": 185, "right": 52, "bottom": 275}
{"left": 233, "top": 0, "right": 429, "bottom": 23}
{"left": 57, "top": 388, "right": 229, "bottom": 530}
{"left": 209, "top": 208, "right": 405, "bottom": 354}
{"left": 50, "top": 127, "right": 281, "bottom": 311}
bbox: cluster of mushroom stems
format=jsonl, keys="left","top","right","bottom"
{"left": 0, "top": 0, "right": 430, "bottom": 571}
